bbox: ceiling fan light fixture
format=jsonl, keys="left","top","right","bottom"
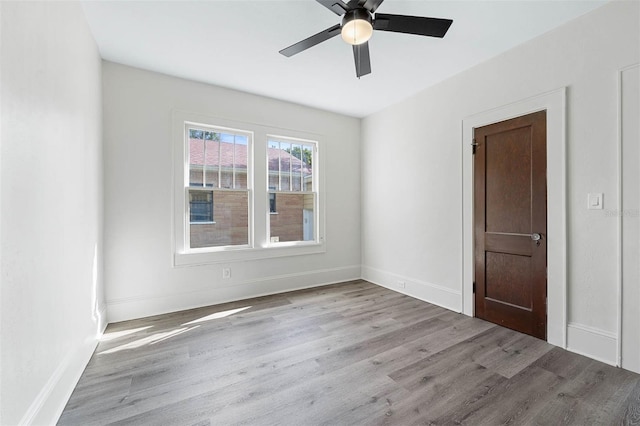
{"left": 341, "top": 9, "right": 373, "bottom": 45}
{"left": 279, "top": 0, "right": 453, "bottom": 78}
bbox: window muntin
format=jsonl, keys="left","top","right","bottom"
{"left": 186, "top": 124, "right": 251, "bottom": 249}
{"left": 267, "top": 137, "right": 316, "bottom": 244}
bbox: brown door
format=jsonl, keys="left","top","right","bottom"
{"left": 474, "top": 110, "right": 547, "bottom": 339}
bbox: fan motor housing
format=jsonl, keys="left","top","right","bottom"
{"left": 342, "top": 8, "right": 373, "bottom": 28}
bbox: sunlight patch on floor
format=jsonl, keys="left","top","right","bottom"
{"left": 100, "top": 326, "right": 153, "bottom": 342}
{"left": 99, "top": 326, "right": 198, "bottom": 354}
{"left": 182, "top": 306, "right": 252, "bottom": 325}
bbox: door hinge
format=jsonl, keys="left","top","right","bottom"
{"left": 473, "top": 282, "right": 476, "bottom": 293}
{"left": 472, "top": 139, "right": 479, "bottom": 154}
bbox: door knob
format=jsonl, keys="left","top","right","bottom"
{"left": 531, "top": 233, "right": 543, "bottom": 246}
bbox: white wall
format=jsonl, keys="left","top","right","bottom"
{"left": 102, "top": 62, "right": 361, "bottom": 322}
{"left": 0, "top": 1, "right": 105, "bottom": 425}
{"left": 361, "top": 0, "right": 639, "bottom": 366}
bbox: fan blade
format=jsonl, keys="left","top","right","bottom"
{"left": 316, "top": 0, "right": 348, "bottom": 15}
{"left": 353, "top": 42, "right": 371, "bottom": 78}
{"left": 374, "top": 14, "right": 453, "bottom": 38}
{"left": 279, "top": 24, "right": 342, "bottom": 57}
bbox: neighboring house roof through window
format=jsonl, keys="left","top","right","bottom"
{"left": 189, "top": 138, "right": 311, "bottom": 174}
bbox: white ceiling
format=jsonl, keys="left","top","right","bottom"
{"left": 81, "top": 0, "right": 608, "bottom": 118}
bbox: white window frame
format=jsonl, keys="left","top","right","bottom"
{"left": 183, "top": 122, "right": 253, "bottom": 252}
{"left": 266, "top": 135, "right": 319, "bottom": 248}
{"left": 172, "top": 110, "right": 326, "bottom": 267}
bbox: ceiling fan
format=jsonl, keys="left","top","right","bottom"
{"left": 279, "top": 0, "right": 453, "bottom": 78}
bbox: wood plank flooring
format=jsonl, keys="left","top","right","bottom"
{"left": 59, "top": 280, "right": 640, "bottom": 425}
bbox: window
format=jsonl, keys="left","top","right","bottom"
{"left": 173, "top": 111, "right": 325, "bottom": 266}
{"left": 267, "top": 137, "right": 316, "bottom": 244}
{"left": 186, "top": 124, "right": 251, "bottom": 249}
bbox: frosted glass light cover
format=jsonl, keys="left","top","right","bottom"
{"left": 341, "top": 19, "right": 373, "bottom": 45}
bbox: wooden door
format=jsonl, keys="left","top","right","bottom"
{"left": 474, "top": 110, "right": 547, "bottom": 339}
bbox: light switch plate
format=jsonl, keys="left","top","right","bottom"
{"left": 588, "top": 193, "right": 603, "bottom": 210}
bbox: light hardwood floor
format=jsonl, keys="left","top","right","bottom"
{"left": 59, "top": 280, "right": 640, "bottom": 425}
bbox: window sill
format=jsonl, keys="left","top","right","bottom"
{"left": 190, "top": 221, "right": 216, "bottom": 225}
{"left": 173, "top": 240, "right": 326, "bottom": 267}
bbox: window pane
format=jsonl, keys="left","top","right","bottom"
{"left": 234, "top": 138, "right": 248, "bottom": 189}
{"left": 204, "top": 137, "right": 220, "bottom": 188}
{"left": 269, "top": 193, "right": 315, "bottom": 243}
{"left": 190, "top": 190, "right": 248, "bottom": 248}
{"left": 215, "top": 135, "right": 232, "bottom": 189}
{"left": 189, "top": 129, "right": 204, "bottom": 140}
{"left": 280, "top": 142, "right": 291, "bottom": 191}
{"left": 280, "top": 174, "right": 290, "bottom": 192}
{"left": 269, "top": 191, "right": 277, "bottom": 213}
{"left": 189, "top": 134, "right": 204, "bottom": 187}
{"left": 268, "top": 173, "right": 279, "bottom": 190}
{"left": 219, "top": 132, "right": 235, "bottom": 144}
{"left": 220, "top": 170, "right": 233, "bottom": 189}
{"left": 189, "top": 168, "right": 203, "bottom": 187}
{"left": 268, "top": 140, "right": 280, "bottom": 190}
{"left": 205, "top": 168, "right": 218, "bottom": 188}
{"left": 291, "top": 144, "right": 302, "bottom": 191}
{"left": 302, "top": 145, "right": 313, "bottom": 191}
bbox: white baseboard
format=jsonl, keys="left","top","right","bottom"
{"left": 21, "top": 320, "right": 106, "bottom": 426}
{"left": 567, "top": 322, "right": 618, "bottom": 366}
{"left": 361, "top": 265, "right": 462, "bottom": 313}
{"left": 106, "top": 265, "right": 361, "bottom": 323}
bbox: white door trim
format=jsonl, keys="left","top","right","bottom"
{"left": 618, "top": 63, "right": 640, "bottom": 372}
{"left": 461, "top": 87, "right": 567, "bottom": 349}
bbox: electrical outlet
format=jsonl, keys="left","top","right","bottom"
{"left": 222, "top": 268, "right": 231, "bottom": 279}
{"left": 397, "top": 280, "right": 406, "bottom": 289}
{"left": 588, "top": 193, "right": 603, "bottom": 210}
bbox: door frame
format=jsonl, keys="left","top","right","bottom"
{"left": 462, "top": 87, "right": 567, "bottom": 349}
{"left": 619, "top": 63, "right": 640, "bottom": 372}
